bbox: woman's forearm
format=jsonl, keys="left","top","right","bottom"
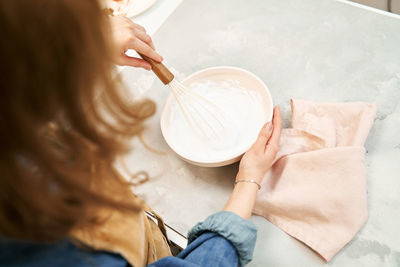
{"left": 223, "top": 181, "right": 259, "bottom": 220}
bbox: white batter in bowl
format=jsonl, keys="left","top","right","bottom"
{"left": 160, "top": 66, "right": 273, "bottom": 167}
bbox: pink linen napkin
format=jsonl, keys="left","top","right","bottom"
{"left": 254, "top": 99, "right": 377, "bottom": 261}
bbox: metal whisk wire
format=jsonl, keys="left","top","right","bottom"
{"left": 168, "top": 79, "right": 225, "bottom": 139}
{"left": 137, "top": 53, "right": 226, "bottom": 139}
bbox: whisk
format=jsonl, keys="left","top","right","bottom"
{"left": 139, "top": 53, "right": 226, "bottom": 139}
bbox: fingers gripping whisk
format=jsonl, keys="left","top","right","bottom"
{"left": 168, "top": 79, "right": 226, "bottom": 139}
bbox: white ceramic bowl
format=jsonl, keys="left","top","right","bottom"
{"left": 160, "top": 66, "right": 273, "bottom": 167}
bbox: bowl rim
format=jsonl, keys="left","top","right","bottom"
{"left": 160, "top": 66, "right": 273, "bottom": 167}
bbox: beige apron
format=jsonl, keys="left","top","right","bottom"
{"left": 70, "top": 201, "right": 172, "bottom": 266}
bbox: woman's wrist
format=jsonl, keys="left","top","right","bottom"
{"left": 234, "top": 179, "right": 261, "bottom": 190}
{"left": 236, "top": 172, "right": 263, "bottom": 185}
{"left": 223, "top": 178, "right": 260, "bottom": 220}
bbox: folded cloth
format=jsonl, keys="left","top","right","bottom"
{"left": 254, "top": 99, "right": 377, "bottom": 261}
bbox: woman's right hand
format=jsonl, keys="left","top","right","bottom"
{"left": 237, "top": 106, "right": 282, "bottom": 185}
{"left": 110, "top": 16, "right": 162, "bottom": 70}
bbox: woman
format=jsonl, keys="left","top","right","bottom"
{"left": 0, "top": 1, "right": 281, "bottom": 266}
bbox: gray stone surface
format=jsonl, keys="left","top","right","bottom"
{"left": 119, "top": 0, "right": 400, "bottom": 266}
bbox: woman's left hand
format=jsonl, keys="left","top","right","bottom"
{"left": 223, "top": 107, "right": 281, "bottom": 220}
{"left": 110, "top": 16, "right": 163, "bottom": 70}
{"left": 236, "top": 106, "right": 282, "bottom": 184}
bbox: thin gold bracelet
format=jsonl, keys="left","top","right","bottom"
{"left": 234, "top": 179, "right": 261, "bottom": 190}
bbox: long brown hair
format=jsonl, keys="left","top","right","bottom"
{"left": 0, "top": 0, "right": 155, "bottom": 241}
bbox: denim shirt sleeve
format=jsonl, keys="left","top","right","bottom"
{"left": 188, "top": 211, "right": 257, "bottom": 266}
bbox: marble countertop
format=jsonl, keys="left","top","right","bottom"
{"left": 119, "top": 0, "right": 400, "bottom": 266}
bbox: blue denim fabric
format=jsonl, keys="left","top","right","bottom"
{"left": 0, "top": 237, "right": 127, "bottom": 267}
{"left": 0, "top": 211, "right": 257, "bottom": 267}
{"left": 149, "top": 232, "right": 238, "bottom": 267}
{"left": 188, "top": 211, "right": 257, "bottom": 266}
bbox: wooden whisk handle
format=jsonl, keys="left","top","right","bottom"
{"left": 138, "top": 53, "right": 174, "bottom": 85}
